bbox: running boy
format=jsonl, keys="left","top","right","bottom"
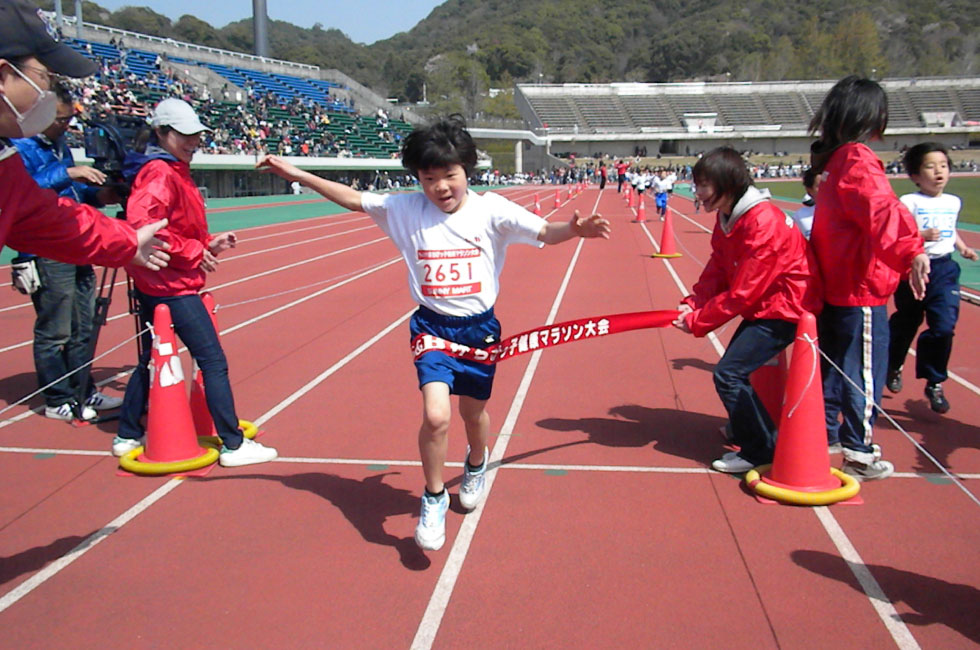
{"left": 887, "top": 142, "right": 978, "bottom": 413}
{"left": 257, "top": 116, "right": 610, "bottom": 551}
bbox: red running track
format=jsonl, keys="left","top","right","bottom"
{"left": 0, "top": 186, "right": 977, "bottom": 648}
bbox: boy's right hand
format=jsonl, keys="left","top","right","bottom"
{"left": 256, "top": 155, "right": 302, "bottom": 182}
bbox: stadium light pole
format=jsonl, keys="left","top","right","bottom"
{"left": 253, "top": 0, "right": 269, "bottom": 59}
{"left": 74, "top": 0, "right": 83, "bottom": 38}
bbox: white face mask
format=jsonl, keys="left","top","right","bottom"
{"left": 1, "top": 64, "right": 57, "bottom": 138}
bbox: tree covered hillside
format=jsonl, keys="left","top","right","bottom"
{"left": 43, "top": 0, "right": 979, "bottom": 117}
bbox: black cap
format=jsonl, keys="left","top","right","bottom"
{"left": 0, "top": 0, "right": 98, "bottom": 78}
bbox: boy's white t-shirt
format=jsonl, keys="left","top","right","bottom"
{"left": 791, "top": 204, "right": 815, "bottom": 240}
{"left": 361, "top": 189, "right": 546, "bottom": 317}
{"left": 899, "top": 192, "right": 961, "bottom": 258}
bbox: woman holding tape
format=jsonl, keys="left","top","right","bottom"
{"left": 673, "top": 147, "right": 821, "bottom": 474}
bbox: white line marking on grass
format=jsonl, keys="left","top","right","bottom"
{"left": 0, "top": 478, "right": 183, "bottom": 614}
{"left": 814, "top": 507, "right": 921, "bottom": 649}
{"left": 411, "top": 193, "right": 600, "bottom": 650}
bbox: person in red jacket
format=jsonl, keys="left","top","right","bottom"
{"left": 808, "top": 76, "right": 929, "bottom": 481}
{"left": 112, "top": 98, "right": 277, "bottom": 468}
{"left": 0, "top": 0, "right": 169, "bottom": 271}
{"left": 673, "top": 147, "right": 821, "bottom": 473}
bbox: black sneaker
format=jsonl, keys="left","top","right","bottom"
{"left": 886, "top": 367, "right": 903, "bottom": 394}
{"left": 925, "top": 383, "right": 950, "bottom": 414}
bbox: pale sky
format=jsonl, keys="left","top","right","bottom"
{"left": 87, "top": 0, "right": 445, "bottom": 45}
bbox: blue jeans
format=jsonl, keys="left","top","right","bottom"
{"left": 888, "top": 255, "right": 961, "bottom": 384}
{"left": 30, "top": 259, "right": 95, "bottom": 407}
{"left": 714, "top": 318, "right": 797, "bottom": 465}
{"left": 819, "top": 304, "right": 888, "bottom": 455}
{"left": 118, "top": 291, "right": 242, "bottom": 449}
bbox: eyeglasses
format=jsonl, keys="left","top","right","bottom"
{"left": 12, "top": 62, "right": 58, "bottom": 90}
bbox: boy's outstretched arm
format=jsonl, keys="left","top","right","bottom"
{"left": 256, "top": 155, "right": 363, "bottom": 213}
{"left": 539, "top": 210, "right": 611, "bottom": 245}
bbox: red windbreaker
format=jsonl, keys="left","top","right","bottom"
{"left": 809, "top": 143, "right": 923, "bottom": 307}
{"left": 0, "top": 146, "right": 136, "bottom": 266}
{"left": 125, "top": 158, "right": 211, "bottom": 296}
{"left": 683, "top": 187, "right": 819, "bottom": 338}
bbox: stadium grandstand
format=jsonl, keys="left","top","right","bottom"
{"left": 50, "top": 13, "right": 430, "bottom": 197}
{"left": 495, "top": 79, "right": 980, "bottom": 172}
{"left": 48, "top": 13, "right": 980, "bottom": 195}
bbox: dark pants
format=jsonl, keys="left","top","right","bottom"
{"left": 819, "top": 304, "right": 888, "bottom": 455}
{"left": 118, "top": 291, "right": 242, "bottom": 448}
{"left": 714, "top": 319, "right": 797, "bottom": 465}
{"left": 888, "top": 255, "right": 961, "bottom": 384}
{"left": 31, "top": 259, "right": 95, "bottom": 407}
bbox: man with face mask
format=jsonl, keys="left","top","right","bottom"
{"left": 12, "top": 83, "right": 124, "bottom": 420}
{"left": 0, "top": 0, "right": 170, "bottom": 271}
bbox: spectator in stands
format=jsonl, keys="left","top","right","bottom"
{"left": 673, "top": 147, "right": 820, "bottom": 474}
{"left": 0, "top": 0, "right": 170, "bottom": 274}
{"left": 12, "top": 82, "right": 125, "bottom": 420}
{"left": 112, "top": 98, "right": 277, "bottom": 467}
{"left": 808, "top": 76, "right": 929, "bottom": 481}
{"left": 790, "top": 168, "right": 820, "bottom": 239}
{"left": 886, "top": 142, "right": 978, "bottom": 413}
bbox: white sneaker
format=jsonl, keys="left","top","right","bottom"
{"left": 85, "top": 391, "right": 123, "bottom": 411}
{"left": 218, "top": 437, "right": 278, "bottom": 467}
{"left": 112, "top": 435, "right": 144, "bottom": 457}
{"left": 45, "top": 401, "right": 96, "bottom": 421}
{"left": 414, "top": 490, "right": 450, "bottom": 551}
{"left": 711, "top": 451, "right": 756, "bottom": 474}
{"left": 459, "top": 446, "right": 488, "bottom": 510}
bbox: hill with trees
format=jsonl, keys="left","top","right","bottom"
{"left": 42, "top": 0, "right": 980, "bottom": 119}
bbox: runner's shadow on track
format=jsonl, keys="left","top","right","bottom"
{"left": 0, "top": 371, "right": 42, "bottom": 408}
{"left": 885, "top": 399, "right": 980, "bottom": 473}
{"left": 536, "top": 404, "right": 725, "bottom": 465}
{"left": 196, "top": 472, "right": 431, "bottom": 571}
{"left": 0, "top": 533, "right": 89, "bottom": 587}
{"left": 792, "top": 549, "right": 980, "bottom": 644}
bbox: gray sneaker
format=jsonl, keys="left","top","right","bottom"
{"left": 841, "top": 458, "right": 894, "bottom": 481}
{"left": 459, "top": 446, "right": 488, "bottom": 510}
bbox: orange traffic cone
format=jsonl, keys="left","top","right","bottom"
{"left": 140, "top": 304, "right": 214, "bottom": 466}
{"left": 745, "top": 312, "right": 861, "bottom": 505}
{"left": 633, "top": 195, "right": 646, "bottom": 222}
{"left": 750, "top": 350, "right": 788, "bottom": 425}
{"left": 627, "top": 185, "right": 635, "bottom": 208}
{"left": 651, "top": 209, "right": 682, "bottom": 258}
{"left": 189, "top": 292, "right": 218, "bottom": 438}
{"left": 533, "top": 194, "right": 542, "bottom": 216}
{"left": 554, "top": 189, "right": 561, "bottom": 208}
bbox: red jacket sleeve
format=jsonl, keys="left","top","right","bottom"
{"left": 687, "top": 228, "right": 728, "bottom": 309}
{"left": 688, "top": 213, "right": 790, "bottom": 337}
{"left": 0, "top": 151, "right": 136, "bottom": 266}
{"left": 125, "top": 161, "right": 205, "bottom": 270}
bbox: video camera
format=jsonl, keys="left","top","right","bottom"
{"left": 82, "top": 113, "right": 147, "bottom": 204}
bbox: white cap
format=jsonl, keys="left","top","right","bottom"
{"left": 150, "top": 98, "right": 211, "bottom": 135}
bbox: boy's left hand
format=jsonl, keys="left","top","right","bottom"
{"left": 571, "top": 210, "right": 611, "bottom": 239}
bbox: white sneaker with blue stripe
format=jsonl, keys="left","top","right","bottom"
{"left": 415, "top": 489, "right": 450, "bottom": 551}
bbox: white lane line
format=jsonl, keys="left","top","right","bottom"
{"left": 411, "top": 192, "right": 601, "bottom": 650}
{"left": 0, "top": 478, "right": 184, "bottom": 614}
{"left": 814, "top": 507, "right": 921, "bottom": 649}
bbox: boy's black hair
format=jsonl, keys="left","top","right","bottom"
{"left": 903, "top": 141, "right": 949, "bottom": 176}
{"left": 401, "top": 114, "right": 478, "bottom": 177}
{"left": 692, "top": 147, "right": 753, "bottom": 206}
{"left": 51, "top": 79, "right": 73, "bottom": 106}
{"left": 802, "top": 167, "right": 818, "bottom": 190}
{"left": 809, "top": 75, "right": 888, "bottom": 147}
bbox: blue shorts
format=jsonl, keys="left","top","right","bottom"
{"left": 655, "top": 192, "right": 668, "bottom": 209}
{"left": 410, "top": 306, "right": 501, "bottom": 400}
